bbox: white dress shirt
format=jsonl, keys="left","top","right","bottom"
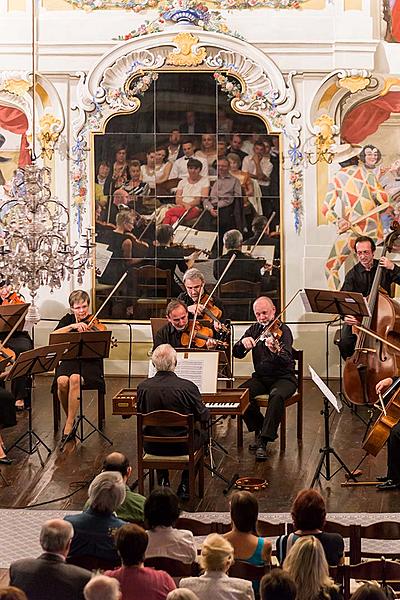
{"left": 180, "top": 571, "right": 255, "bottom": 600}
{"left": 242, "top": 155, "right": 273, "bottom": 187}
{"left": 145, "top": 526, "right": 197, "bottom": 564}
{"left": 170, "top": 155, "right": 208, "bottom": 179}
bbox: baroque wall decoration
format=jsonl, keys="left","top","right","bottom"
{"left": 71, "top": 28, "right": 304, "bottom": 233}
{"left": 66, "top": 0, "right": 306, "bottom": 13}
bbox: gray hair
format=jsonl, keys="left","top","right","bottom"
{"left": 167, "top": 591, "right": 199, "bottom": 600}
{"left": 84, "top": 575, "right": 121, "bottom": 600}
{"left": 152, "top": 344, "right": 177, "bottom": 373}
{"left": 88, "top": 471, "right": 126, "bottom": 513}
{"left": 183, "top": 268, "right": 205, "bottom": 284}
{"left": 226, "top": 152, "right": 241, "bottom": 167}
{"left": 40, "top": 519, "right": 73, "bottom": 553}
{"left": 223, "top": 229, "right": 243, "bottom": 250}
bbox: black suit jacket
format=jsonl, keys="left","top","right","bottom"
{"left": 10, "top": 553, "right": 91, "bottom": 600}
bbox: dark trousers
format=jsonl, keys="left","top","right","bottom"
{"left": 387, "top": 422, "right": 400, "bottom": 482}
{"left": 1, "top": 332, "right": 33, "bottom": 404}
{"left": 145, "top": 429, "right": 207, "bottom": 485}
{"left": 240, "top": 375, "right": 297, "bottom": 442}
{"left": 337, "top": 324, "right": 357, "bottom": 360}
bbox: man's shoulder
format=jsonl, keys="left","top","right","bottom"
{"left": 11, "top": 555, "right": 91, "bottom": 578}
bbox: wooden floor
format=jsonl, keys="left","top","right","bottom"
{"left": 0, "top": 375, "right": 398, "bottom": 514}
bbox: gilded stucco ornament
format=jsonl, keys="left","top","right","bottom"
{"left": 38, "top": 113, "right": 62, "bottom": 160}
{"left": 166, "top": 32, "right": 207, "bottom": 66}
{"left": 337, "top": 70, "right": 371, "bottom": 94}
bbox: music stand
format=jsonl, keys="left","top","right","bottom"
{"left": 6, "top": 342, "right": 71, "bottom": 462}
{"left": 49, "top": 330, "right": 112, "bottom": 447}
{"left": 0, "top": 303, "right": 30, "bottom": 334}
{"left": 302, "top": 289, "right": 370, "bottom": 319}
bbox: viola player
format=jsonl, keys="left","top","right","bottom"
{"left": 52, "top": 290, "right": 106, "bottom": 446}
{"left": 233, "top": 296, "right": 297, "bottom": 461}
{"left": 374, "top": 377, "right": 400, "bottom": 490}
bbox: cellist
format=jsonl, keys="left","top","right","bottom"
{"left": 374, "top": 376, "right": 400, "bottom": 490}
{"left": 337, "top": 235, "right": 400, "bottom": 360}
{"left": 52, "top": 290, "right": 106, "bottom": 446}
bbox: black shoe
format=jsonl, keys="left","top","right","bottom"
{"left": 59, "top": 427, "right": 76, "bottom": 447}
{"left": 376, "top": 475, "right": 390, "bottom": 482}
{"left": 249, "top": 431, "right": 260, "bottom": 452}
{"left": 177, "top": 482, "right": 190, "bottom": 501}
{"left": 255, "top": 441, "right": 268, "bottom": 461}
{"left": 0, "top": 456, "right": 12, "bottom": 465}
{"left": 377, "top": 479, "right": 400, "bottom": 491}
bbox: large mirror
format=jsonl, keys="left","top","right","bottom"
{"left": 94, "top": 71, "right": 281, "bottom": 321}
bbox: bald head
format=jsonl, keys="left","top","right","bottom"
{"left": 84, "top": 575, "right": 121, "bottom": 600}
{"left": 40, "top": 519, "right": 73, "bottom": 555}
{"left": 253, "top": 296, "right": 276, "bottom": 324}
{"left": 103, "top": 452, "right": 131, "bottom": 481}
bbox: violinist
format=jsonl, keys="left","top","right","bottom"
{"left": 152, "top": 299, "right": 218, "bottom": 351}
{"left": 99, "top": 210, "right": 147, "bottom": 286}
{"left": 233, "top": 296, "right": 297, "bottom": 461}
{"left": 145, "top": 225, "right": 198, "bottom": 297}
{"left": 337, "top": 235, "right": 400, "bottom": 360}
{"left": 0, "top": 279, "right": 33, "bottom": 411}
{"left": 52, "top": 290, "right": 106, "bottom": 446}
{"left": 178, "top": 268, "right": 225, "bottom": 332}
{"left": 373, "top": 376, "right": 400, "bottom": 490}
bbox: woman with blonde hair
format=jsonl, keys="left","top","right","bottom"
{"left": 180, "top": 533, "right": 255, "bottom": 600}
{"left": 283, "top": 536, "right": 342, "bottom": 600}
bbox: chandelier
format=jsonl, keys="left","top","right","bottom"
{"left": 0, "top": 164, "right": 95, "bottom": 319}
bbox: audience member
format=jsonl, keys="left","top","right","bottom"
{"left": 83, "top": 575, "right": 121, "bottom": 600}
{"left": 227, "top": 152, "right": 258, "bottom": 231}
{"left": 224, "top": 491, "right": 272, "bottom": 565}
{"left": 124, "top": 160, "right": 147, "bottom": 197}
{"left": 9, "top": 519, "right": 91, "bottom": 600}
{"left": 163, "top": 158, "right": 209, "bottom": 226}
{"left": 170, "top": 140, "right": 208, "bottom": 180}
{"left": 167, "top": 129, "right": 183, "bottom": 163}
{"left": 144, "top": 488, "right": 197, "bottom": 563}
{"left": 195, "top": 134, "right": 217, "bottom": 170}
{"left": 180, "top": 533, "right": 255, "bottom": 600}
{"left": 84, "top": 452, "right": 145, "bottom": 523}
{"left": 179, "top": 111, "right": 206, "bottom": 134}
{"left": 260, "top": 569, "right": 297, "bottom": 600}
{"left": 350, "top": 583, "right": 388, "bottom": 600}
{"left": 227, "top": 134, "right": 248, "bottom": 166}
{"left": 242, "top": 141, "right": 273, "bottom": 196}
{"left": 283, "top": 536, "right": 342, "bottom": 600}
{"left": 111, "top": 145, "right": 128, "bottom": 192}
{"left": 0, "top": 588, "right": 27, "bottom": 600}
{"left": 65, "top": 471, "right": 126, "bottom": 564}
{"left": 276, "top": 488, "right": 344, "bottom": 566}
{"left": 104, "top": 524, "right": 176, "bottom": 600}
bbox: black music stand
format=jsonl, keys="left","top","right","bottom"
{"left": 303, "top": 289, "right": 370, "bottom": 319}
{"left": 49, "top": 330, "right": 112, "bottom": 447}
{"left": 6, "top": 342, "right": 71, "bottom": 462}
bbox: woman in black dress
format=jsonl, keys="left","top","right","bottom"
{"left": 52, "top": 290, "right": 106, "bottom": 445}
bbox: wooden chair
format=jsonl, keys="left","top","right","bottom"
{"left": 254, "top": 348, "right": 303, "bottom": 453}
{"left": 351, "top": 521, "right": 400, "bottom": 563}
{"left": 144, "top": 557, "right": 200, "bottom": 577}
{"left": 217, "top": 520, "right": 286, "bottom": 538}
{"left": 67, "top": 554, "right": 120, "bottom": 571}
{"left": 132, "top": 266, "right": 172, "bottom": 319}
{"left": 218, "top": 280, "right": 261, "bottom": 321}
{"left": 137, "top": 410, "right": 204, "bottom": 499}
{"left": 176, "top": 517, "right": 217, "bottom": 535}
{"left": 52, "top": 383, "right": 105, "bottom": 433}
{"left": 228, "top": 560, "right": 271, "bottom": 582}
{"left": 150, "top": 317, "right": 168, "bottom": 342}
{"left": 341, "top": 559, "right": 400, "bottom": 600}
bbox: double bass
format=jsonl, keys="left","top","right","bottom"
{"left": 343, "top": 225, "right": 400, "bottom": 405}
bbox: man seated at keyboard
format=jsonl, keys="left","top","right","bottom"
{"left": 137, "top": 343, "right": 210, "bottom": 501}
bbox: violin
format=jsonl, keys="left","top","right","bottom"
{"left": 258, "top": 319, "right": 283, "bottom": 353}
{"left": 197, "top": 292, "right": 230, "bottom": 335}
{"left": 180, "top": 321, "right": 228, "bottom": 349}
{"left": 1, "top": 291, "right": 25, "bottom": 306}
{"left": 82, "top": 314, "right": 107, "bottom": 332}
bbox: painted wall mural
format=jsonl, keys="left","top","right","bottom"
{"left": 65, "top": 0, "right": 307, "bottom": 11}
{"left": 384, "top": 0, "right": 400, "bottom": 42}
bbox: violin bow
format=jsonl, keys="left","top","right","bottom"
{"left": 253, "top": 289, "right": 302, "bottom": 344}
{"left": 87, "top": 272, "right": 128, "bottom": 328}
{"left": 0, "top": 304, "right": 29, "bottom": 354}
{"left": 137, "top": 214, "right": 155, "bottom": 242}
{"left": 202, "top": 253, "right": 237, "bottom": 312}
{"left": 188, "top": 284, "right": 204, "bottom": 349}
{"left": 172, "top": 209, "right": 190, "bottom": 231}
{"left": 249, "top": 211, "right": 276, "bottom": 256}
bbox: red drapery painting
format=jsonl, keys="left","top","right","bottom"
{"left": 0, "top": 106, "right": 31, "bottom": 167}
{"left": 341, "top": 92, "right": 400, "bottom": 144}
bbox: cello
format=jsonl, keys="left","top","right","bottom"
{"left": 343, "top": 224, "right": 400, "bottom": 405}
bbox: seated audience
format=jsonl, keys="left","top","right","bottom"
{"left": 260, "top": 570, "right": 297, "bottom": 600}
{"left": 227, "top": 152, "right": 258, "bottom": 232}
{"left": 276, "top": 488, "right": 344, "bottom": 566}
{"left": 227, "top": 134, "right": 248, "bottom": 167}
{"left": 180, "top": 533, "right": 255, "bottom": 600}
{"left": 167, "top": 129, "right": 183, "bottom": 164}
{"left": 111, "top": 145, "right": 128, "bottom": 194}
{"left": 283, "top": 536, "right": 343, "bottom": 600}
{"left": 0, "top": 590, "right": 27, "bottom": 600}
{"left": 350, "top": 583, "right": 388, "bottom": 600}
{"left": 163, "top": 158, "right": 209, "bottom": 226}
{"left": 83, "top": 575, "right": 121, "bottom": 600}
{"left": 170, "top": 140, "right": 208, "bottom": 180}
{"left": 104, "top": 524, "right": 176, "bottom": 600}
{"left": 144, "top": 488, "right": 197, "bottom": 563}
{"left": 224, "top": 491, "right": 272, "bottom": 565}
{"left": 84, "top": 452, "right": 146, "bottom": 524}
{"left": 65, "top": 471, "right": 126, "bottom": 564}
{"left": 124, "top": 160, "right": 147, "bottom": 197}
{"left": 195, "top": 134, "right": 217, "bottom": 170}
{"left": 9, "top": 519, "right": 91, "bottom": 600}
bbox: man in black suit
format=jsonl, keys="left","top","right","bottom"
{"left": 137, "top": 343, "right": 210, "bottom": 500}
{"left": 10, "top": 519, "right": 91, "bottom": 600}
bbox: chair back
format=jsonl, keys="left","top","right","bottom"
{"left": 133, "top": 265, "right": 172, "bottom": 298}
{"left": 137, "top": 410, "right": 195, "bottom": 457}
{"left": 228, "top": 560, "right": 271, "bottom": 581}
{"left": 352, "top": 521, "right": 400, "bottom": 563}
{"left": 151, "top": 317, "right": 168, "bottom": 341}
{"left": 67, "top": 554, "right": 120, "bottom": 571}
{"left": 176, "top": 517, "right": 217, "bottom": 536}
{"left": 144, "top": 556, "right": 200, "bottom": 577}
{"left": 342, "top": 559, "right": 400, "bottom": 600}
{"left": 218, "top": 280, "right": 261, "bottom": 321}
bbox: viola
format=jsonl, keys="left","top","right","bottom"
{"left": 180, "top": 321, "right": 228, "bottom": 349}
{"left": 197, "top": 293, "right": 229, "bottom": 335}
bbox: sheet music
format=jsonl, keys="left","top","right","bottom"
{"left": 308, "top": 365, "right": 342, "bottom": 413}
{"left": 148, "top": 351, "right": 218, "bottom": 393}
{"left": 243, "top": 245, "right": 274, "bottom": 262}
{"left": 174, "top": 225, "right": 217, "bottom": 255}
{"left": 95, "top": 243, "right": 113, "bottom": 276}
